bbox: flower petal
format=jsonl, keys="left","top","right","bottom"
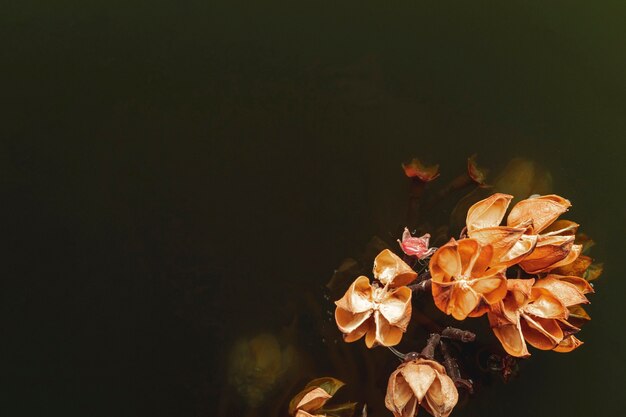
{"left": 533, "top": 275, "right": 590, "bottom": 307}
{"left": 507, "top": 194, "right": 571, "bottom": 234}
{"left": 400, "top": 361, "right": 437, "bottom": 403}
{"left": 542, "top": 219, "right": 579, "bottom": 236}
{"left": 489, "top": 314, "right": 530, "bottom": 358}
{"left": 422, "top": 371, "right": 459, "bottom": 417}
{"left": 335, "top": 307, "right": 372, "bottom": 335}
{"left": 466, "top": 193, "right": 513, "bottom": 233}
{"left": 495, "top": 234, "right": 537, "bottom": 267}
{"left": 524, "top": 288, "right": 567, "bottom": 319}
{"left": 471, "top": 274, "right": 507, "bottom": 305}
{"left": 335, "top": 276, "right": 373, "bottom": 314}
{"left": 468, "top": 226, "right": 527, "bottom": 266}
{"left": 553, "top": 335, "right": 584, "bottom": 353}
{"left": 429, "top": 241, "right": 462, "bottom": 283}
{"left": 373, "top": 311, "right": 404, "bottom": 347}
{"left": 385, "top": 368, "right": 418, "bottom": 417}
{"left": 518, "top": 235, "right": 575, "bottom": 274}
{"left": 295, "top": 387, "right": 332, "bottom": 413}
{"left": 373, "top": 249, "right": 418, "bottom": 287}
{"left": 520, "top": 315, "right": 563, "bottom": 350}
{"left": 380, "top": 286, "right": 412, "bottom": 328}
{"left": 448, "top": 284, "right": 480, "bottom": 320}
{"left": 552, "top": 254, "right": 593, "bottom": 277}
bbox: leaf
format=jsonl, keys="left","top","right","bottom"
{"left": 401, "top": 158, "right": 440, "bottom": 182}
{"left": 467, "top": 154, "right": 489, "bottom": 185}
{"left": 584, "top": 263, "right": 603, "bottom": 281}
{"left": 318, "top": 402, "right": 358, "bottom": 417}
{"left": 305, "top": 377, "right": 346, "bottom": 397}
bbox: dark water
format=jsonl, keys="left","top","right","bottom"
{"left": 3, "top": 1, "right": 626, "bottom": 416}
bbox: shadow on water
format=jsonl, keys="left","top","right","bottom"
{"left": 3, "top": 1, "right": 626, "bottom": 416}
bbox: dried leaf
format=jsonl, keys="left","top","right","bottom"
{"left": 319, "top": 402, "right": 357, "bottom": 417}
{"left": 467, "top": 154, "right": 489, "bottom": 185}
{"left": 402, "top": 158, "right": 440, "bottom": 182}
{"left": 584, "top": 263, "right": 603, "bottom": 281}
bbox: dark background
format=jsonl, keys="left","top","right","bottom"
{"left": 3, "top": 1, "right": 626, "bottom": 416}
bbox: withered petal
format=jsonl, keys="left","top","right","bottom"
{"left": 466, "top": 193, "right": 513, "bottom": 233}
{"left": 386, "top": 367, "right": 415, "bottom": 414}
{"left": 495, "top": 234, "right": 538, "bottom": 267}
{"left": 380, "top": 286, "right": 412, "bottom": 328}
{"left": 335, "top": 307, "right": 372, "bottom": 335}
{"left": 552, "top": 254, "right": 593, "bottom": 277}
{"left": 430, "top": 241, "right": 462, "bottom": 283}
{"left": 400, "top": 361, "right": 437, "bottom": 403}
{"left": 553, "top": 335, "right": 584, "bottom": 353}
{"left": 534, "top": 275, "right": 590, "bottom": 307}
{"left": 335, "top": 276, "right": 373, "bottom": 314}
{"left": 468, "top": 226, "right": 526, "bottom": 265}
{"left": 342, "top": 318, "right": 371, "bottom": 343}
{"left": 568, "top": 304, "right": 591, "bottom": 321}
{"left": 374, "top": 311, "right": 405, "bottom": 347}
{"left": 422, "top": 371, "right": 459, "bottom": 417}
{"left": 547, "top": 244, "right": 582, "bottom": 270}
{"left": 489, "top": 315, "right": 530, "bottom": 358}
{"left": 521, "top": 315, "right": 563, "bottom": 350}
{"left": 295, "top": 410, "right": 318, "bottom": 417}
{"left": 542, "top": 219, "right": 580, "bottom": 236}
{"left": 472, "top": 274, "right": 508, "bottom": 305}
{"left": 554, "top": 275, "right": 595, "bottom": 294}
{"left": 507, "top": 194, "right": 571, "bottom": 234}
{"left": 467, "top": 153, "right": 489, "bottom": 185}
{"left": 519, "top": 235, "right": 575, "bottom": 274}
{"left": 457, "top": 238, "right": 481, "bottom": 274}
{"left": 524, "top": 288, "right": 567, "bottom": 319}
{"left": 374, "top": 249, "right": 418, "bottom": 287}
{"left": 448, "top": 284, "right": 480, "bottom": 320}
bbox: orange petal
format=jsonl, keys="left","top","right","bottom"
{"left": 496, "top": 234, "right": 537, "bottom": 267}
{"left": 373, "top": 249, "right": 418, "bottom": 287}
{"left": 342, "top": 318, "right": 371, "bottom": 343}
{"left": 400, "top": 361, "right": 437, "bottom": 403}
{"left": 507, "top": 194, "right": 571, "bottom": 234}
{"left": 373, "top": 311, "right": 404, "bottom": 347}
{"left": 520, "top": 315, "right": 563, "bottom": 350}
{"left": 422, "top": 372, "right": 459, "bottom": 417}
{"left": 466, "top": 193, "right": 513, "bottom": 233}
{"left": 335, "top": 307, "right": 372, "bottom": 335}
{"left": 554, "top": 275, "right": 594, "bottom": 294}
{"left": 518, "top": 235, "right": 575, "bottom": 274}
{"left": 472, "top": 274, "right": 507, "bottom": 305}
{"left": 542, "top": 219, "right": 579, "bottom": 236}
{"left": 295, "top": 410, "right": 317, "bottom": 417}
{"left": 553, "top": 335, "right": 584, "bottom": 353}
{"left": 385, "top": 366, "right": 418, "bottom": 417}
{"left": 534, "top": 275, "right": 590, "bottom": 307}
{"left": 380, "top": 286, "right": 413, "bottom": 329}
{"left": 431, "top": 281, "right": 453, "bottom": 316}
{"left": 547, "top": 244, "right": 582, "bottom": 270}
{"left": 524, "top": 288, "right": 567, "bottom": 319}
{"left": 488, "top": 314, "right": 530, "bottom": 358}
{"left": 568, "top": 304, "right": 591, "bottom": 321}
{"left": 335, "top": 276, "right": 373, "bottom": 314}
{"left": 429, "top": 241, "right": 462, "bottom": 283}
{"left": 584, "top": 262, "right": 603, "bottom": 281}
{"left": 468, "top": 226, "right": 526, "bottom": 265}
{"left": 448, "top": 284, "right": 480, "bottom": 320}
{"left": 402, "top": 158, "right": 440, "bottom": 182}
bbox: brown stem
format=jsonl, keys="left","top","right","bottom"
{"left": 419, "top": 333, "right": 440, "bottom": 359}
{"left": 440, "top": 340, "right": 474, "bottom": 394}
{"left": 441, "top": 326, "right": 476, "bottom": 342}
{"left": 407, "top": 279, "right": 431, "bottom": 293}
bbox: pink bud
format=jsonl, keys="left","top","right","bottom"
{"left": 398, "top": 228, "right": 436, "bottom": 260}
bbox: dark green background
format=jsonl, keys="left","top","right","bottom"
{"left": 3, "top": 1, "right": 626, "bottom": 416}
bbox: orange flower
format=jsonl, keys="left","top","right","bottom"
{"left": 466, "top": 193, "right": 581, "bottom": 273}
{"left": 335, "top": 249, "right": 417, "bottom": 348}
{"left": 429, "top": 238, "right": 507, "bottom": 320}
{"left": 385, "top": 358, "right": 458, "bottom": 417}
{"left": 488, "top": 276, "right": 591, "bottom": 357}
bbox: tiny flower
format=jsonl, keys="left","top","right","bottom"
{"left": 398, "top": 227, "right": 436, "bottom": 259}
{"left": 335, "top": 250, "right": 417, "bottom": 347}
{"left": 385, "top": 358, "right": 458, "bottom": 417}
{"left": 402, "top": 158, "right": 440, "bottom": 182}
{"left": 429, "top": 238, "right": 507, "bottom": 320}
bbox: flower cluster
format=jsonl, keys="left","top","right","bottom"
{"left": 430, "top": 193, "right": 593, "bottom": 357}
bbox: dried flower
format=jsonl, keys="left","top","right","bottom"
{"left": 335, "top": 250, "right": 417, "bottom": 347}
{"left": 465, "top": 193, "right": 582, "bottom": 273}
{"left": 467, "top": 154, "right": 489, "bottom": 186}
{"left": 402, "top": 158, "right": 440, "bottom": 182}
{"left": 398, "top": 227, "right": 436, "bottom": 259}
{"left": 488, "top": 276, "right": 591, "bottom": 357}
{"left": 385, "top": 358, "right": 458, "bottom": 417}
{"left": 429, "top": 238, "right": 507, "bottom": 320}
